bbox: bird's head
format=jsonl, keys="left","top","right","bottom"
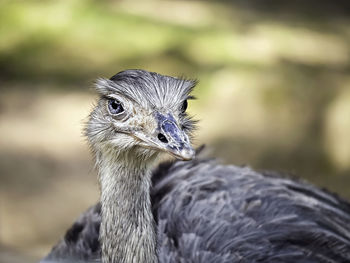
{"left": 86, "top": 69, "right": 197, "bottom": 162}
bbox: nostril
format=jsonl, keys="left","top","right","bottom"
{"left": 157, "top": 133, "right": 168, "bottom": 143}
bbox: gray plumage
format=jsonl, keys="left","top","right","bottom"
{"left": 42, "top": 70, "right": 350, "bottom": 263}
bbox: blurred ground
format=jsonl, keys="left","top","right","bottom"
{"left": 1, "top": 0, "right": 350, "bottom": 262}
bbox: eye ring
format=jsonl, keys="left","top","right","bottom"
{"left": 107, "top": 98, "right": 124, "bottom": 115}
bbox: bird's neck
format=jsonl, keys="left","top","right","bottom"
{"left": 97, "top": 150, "right": 158, "bottom": 263}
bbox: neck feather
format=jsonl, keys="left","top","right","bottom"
{"left": 97, "top": 149, "right": 158, "bottom": 263}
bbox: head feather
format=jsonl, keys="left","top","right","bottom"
{"left": 95, "top": 69, "right": 196, "bottom": 111}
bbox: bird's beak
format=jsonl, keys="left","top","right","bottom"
{"left": 153, "top": 112, "right": 195, "bottom": 161}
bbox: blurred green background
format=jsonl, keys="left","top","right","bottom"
{"left": 1, "top": 0, "right": 350, "bottom": 262}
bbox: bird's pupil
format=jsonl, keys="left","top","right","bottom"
{"left": 181, "top": 100, "right": 188, "bottom": 113}
{"left": 108, "top": 99, "right": 124, "bottom": 115}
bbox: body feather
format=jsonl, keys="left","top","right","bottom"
{"left": 43, "top": 158, "right": 350, "bottom": 263}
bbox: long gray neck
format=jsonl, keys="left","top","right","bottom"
{"left": 97, "top": 150, "right": 158, "bottom": 263}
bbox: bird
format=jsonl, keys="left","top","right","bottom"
{"left": 41, "top": 69, "right": 350, "bottom": 263}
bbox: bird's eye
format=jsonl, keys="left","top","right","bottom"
{"left": 181, "top": 100, "right": 188, "bottom": 113}
{"left": 108, "top": 99, "right": 124, "bottom": 115}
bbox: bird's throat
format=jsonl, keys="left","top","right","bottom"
{"left": 97, "top": 151, "right": 158, "bottom": 263}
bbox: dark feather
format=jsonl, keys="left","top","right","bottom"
{"left": 42, "top": 157, "right": 350, "bottom": 263}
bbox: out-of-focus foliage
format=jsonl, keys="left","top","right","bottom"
{"left": 1, "top": 0, "right": 350, "bottom": 262}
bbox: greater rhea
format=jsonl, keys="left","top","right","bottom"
{"left": 42, "top": 69, "right": 350, "bottom": 263}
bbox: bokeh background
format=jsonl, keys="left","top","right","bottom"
{"left": 1, "top": 0, "right": 350, "bottom": 262}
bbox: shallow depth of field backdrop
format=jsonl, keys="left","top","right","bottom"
{"left": 1, "top": 0, "right": 350, "bottom": 262}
